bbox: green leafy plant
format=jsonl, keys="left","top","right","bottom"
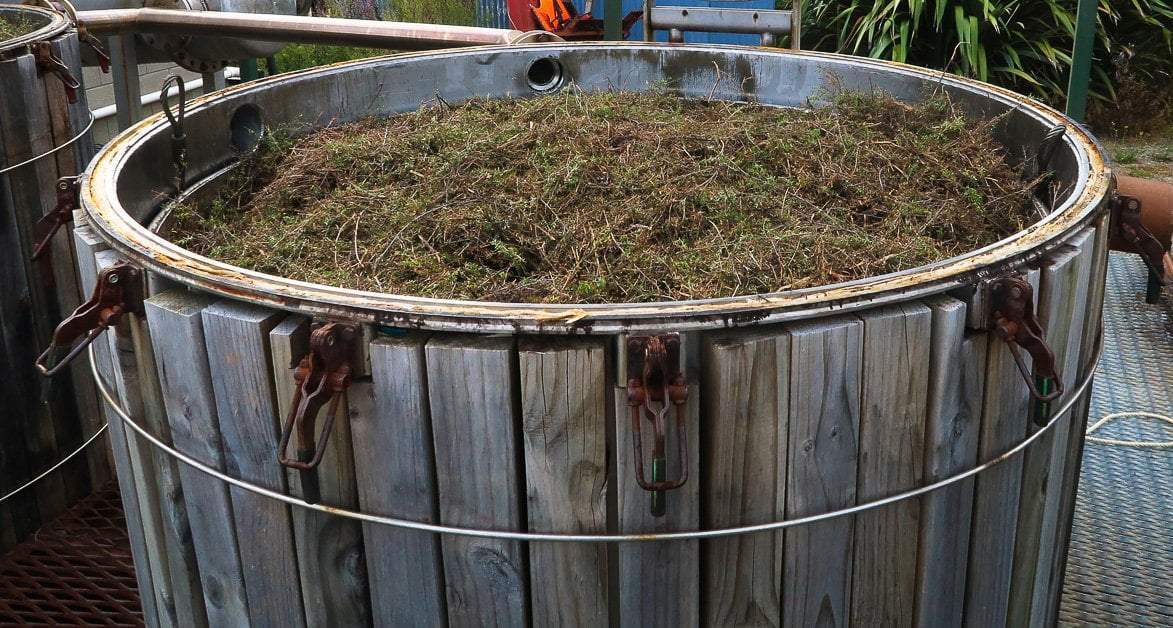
{"left": 803, "top": 0, "right": 1173, "bottom": 105}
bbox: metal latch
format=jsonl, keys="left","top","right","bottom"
{"left": 988, "top": 275, "right": 1063, "bottom": 419}
{"left": 34, "top": 42, "right": 80, "bottom": 104}
{"left": 35, "top": 262, "right": 144, "bottom": 377}
{"left": 626, "top": 333, "right": 688, "bottom": 517}
{"left": 79, "top": 30, "right": 111, "bottom": 73}
{"left": 31, "top": 177, "right": 79, "bottom": 262}
{"left": 277, "top": 322, "right": 357, "bottom": 504}
{"left": 1110, "top": 191, "right": 1167, "bottom": 303}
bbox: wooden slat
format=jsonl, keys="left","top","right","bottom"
{"left": 144, "top": 289, "right": 251, "bottom": 626}
{"left": 202, "top": 301, "right": 305, "bottom": 628}
{"left": 0, "top": 52, "right": 69, "bottom": 522}
{"left": 359, "top": 334, "right": 446, "bottom": 627}
{"left": 914, "top": 296, "right": 987, "bottom": 627}
{"left": 425, "top": 334, "right": 528, "bottom": 627}
{"left": 782, "top": 316, "right": 862, "bottom": 627}
{"left": 700, "top": 329, "right": 788, "bottom": 627}
{"left": 269, "top": 316, "right": 370, "bottom": 627}
{"left": 615, "top": 342, "right": 700, "bottom": 627}
{"left": 519, "top": 337, "right": 609, "bottom": 626}
{"left": 1045, "top": 217, "right": 1111, "bottom": 624}
{"left": 72, "top": 225, "right": 159, "bottom": 627}
{"left": 1009, "top": 231, "right": 1095, "bottom": 627}
{"left": 964, "top": 267, "right": 1040, "bottom": 626}
{"left": 44, "top": 33, "right": 110, "bottom": 489}
{"left": 852, "top": 303, "right": 931, "bottom": 626}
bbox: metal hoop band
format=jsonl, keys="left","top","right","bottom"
{"left": 0, "top": 112, "right": 95, "bottom": 175}
{"left": 90, "top": 330, "right": 1103, "bottom": 543}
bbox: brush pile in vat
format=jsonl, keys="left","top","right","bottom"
{"left": 171, "top": 88, "right": 1040, "bottom": 303}
{"left": 0, "top": 14, "right": 35, "bottom": 41}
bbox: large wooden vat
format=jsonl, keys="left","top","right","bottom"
{"left": 76, "top": 44, "right": 1112, "bottom": 627}
{"left": 0, "top": 4, "right": 108, "bottom": 551}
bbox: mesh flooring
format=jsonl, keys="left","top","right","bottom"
{"left": 1058, "top": 253, "right": 1173, "bottom": 626}
{"left": 0, "top": 485, "right": 143, "bottom": 626}
{"left": 0, "top": 254, "right": 1167, "bottom": 626}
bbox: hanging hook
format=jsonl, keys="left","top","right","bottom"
{"left": 160, "top": 75, "right": 187, "bottom": 196}
{"left": 626, "top": 333, "right": 689, "bottom": 517}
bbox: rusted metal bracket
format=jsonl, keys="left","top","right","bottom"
{"left": 277, "top": 322, "right": 357, "bottom": 503}
{"left": 988, "top": 275, "right": 1064, "bottom": 415}
{"left": 31, "top": 177, "right": 80, "bottom": 263}
{"left": 79, "top": 30, "right": 111, "bottom": 73}
{"left": 1111, "top": 191, "right": 1167, "bottom": 304}
{"left": 626, "top": 332, "right": 688, "bottom": 517}
{"left": 35, "top": 262, "right": 144, "bottom": 377}
{"left": 34, "top": 42, "right": 80, "bottom": 104}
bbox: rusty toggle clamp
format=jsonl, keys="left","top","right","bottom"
{"left": 33, "top": 42, "right": 80, "bottom": 104}
{"left": 35, "top": 262, "right": 144, "bottom": 377}
{"left": 989, "top": 275, "right": 1063, "bottom": 419}
{"left": 627, "top": 333, "right": 689, "bottom": 517}
{"left": 277, "top": 323, "right": 358, "bottom": 503}
{"left": 1110, "top": 191, "right": 1167, "bottom": 303}
{"left": 79, "top": 30, "right": 111, "bottom": 73}
{"left": 31, "top": 177, "right": 80, "bottom": 262}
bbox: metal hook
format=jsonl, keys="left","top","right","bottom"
{"left": 989, "top": 275, "right": 1064, "bottom": 412}
{"left": 160, "top": 75, "right": 188, "bottom": 195}
{"left": 626, "top": 333, "right": 689, "bottom": 517}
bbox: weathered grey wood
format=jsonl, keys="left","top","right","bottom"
{"left": 127, "top": 314, "right": 209, "bottom": 628}
{"left": 852, "top": 303, "right": 930, "bottom": 626}
{"left": 73, "top": 225, "right": 159, "bottom": 627}
{"left": 519, "top": 337, "right": 609, "bottom": 626}
{"left": 0, "top": 52, "right": 69, "bottom": 522}
{"left": 94, "top": 249, "right": 183, "bottom": 628}
{"left": 145, "top": 289, "right": 251, "bottom": 626}
{"left": 615, "top": 345, "right": 700, "bottom": 628}
{"left": 359, "top": 334, "right": 446, "bottom": 627}
{"left": 914, "top": 296, "right": 987, "bottom": 627}
{"left": 269, "top": 316, "right": 370, "bottom": 627}
{"left": 202, "top": 300, "right": 306, "bottom": 628}
{"left": 46, "top": 34, "right": 111, "bottom": 489}
{"left": 1045, "top": 217, "right": 1111, "bottom": 625}
{"left": 700, "top": 329, "right": 788, "bottom": 627}
{"left": 781, "top": 316, "right": 862, "bottom": 628}
{"left": 426, "top": 334, "right": 528, "bottom": 627}
{"left": 1008, "top": 232, "right": 1095, "bottom": 627}
{"left": 964, "top": 267, "right": 1040, "bottom": 627}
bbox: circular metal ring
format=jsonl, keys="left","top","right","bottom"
{"left": 0, "top": 5, "right": 70, "bottom": 55}
{"left": 0, "top": 112, "right": 94, "bottom": 175}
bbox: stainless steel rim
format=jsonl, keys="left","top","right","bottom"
{"left": 0, "top": 5, "right": 70, "bottom": 54}
{"left": 82, "top": 43, "right": 1114, "bottom": 334}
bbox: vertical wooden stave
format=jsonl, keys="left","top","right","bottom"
{"left": 359, "top": 334, "right": 447, "bottom": 627}
{"left": 1008, "top": 229, "right": 1095, "bottom": 627}
{"left": 270, "top": 315, "right": 371, "bottom": 627}
{"left": 851, "top": 303, "right": 931, "bottom": 626}
{"left": 72, "top": 224, "right": 160, "bottom": 627}
{"left": 963, "top": 267, "right": 1040, "bottom": 626}
{"left": 144, "top": 289, "right": 251, "bottom": 626}
{"left": 426, "top": 334, "right": 529, "bottom": 627}
{"left": 914, "top": 296, "right": 987, "bottom": 627}
{"left": 519, "top": 337, "right": 610, "bottom": 626}
{"left": 699, "top": 330, "right": 788, "bottom": 627}
{"left": 615, "top": 346, "right": 700, "bottom": 627}
{"left": 1044, "top": 216, "right": 1112, "bottom": 624}
{"left": 202, "top": 301, "right": 306, "bottom": 628}
{"left": 781, "top": 316, "right": 862, "bottom": 628}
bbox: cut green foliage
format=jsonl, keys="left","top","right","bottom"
{"left": 171, "top": 88, "right": 1037, "bottom": 303}
{"left": 0, "top": 14, "right": 37, "bottom": 42}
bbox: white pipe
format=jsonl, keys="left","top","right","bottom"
{"left": 91, "top": 67, "right": 240, "bottom": 122}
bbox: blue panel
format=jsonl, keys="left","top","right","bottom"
{"left": 571, "top": 0, "right": 775, "bottom": 44}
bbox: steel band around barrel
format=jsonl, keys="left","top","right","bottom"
{"left": 0, "top": 112, "right": 94, "bottom": 175}
{"left": 90, "top": 330, "right": 1103, "bottom": 543}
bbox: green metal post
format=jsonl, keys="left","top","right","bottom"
{"left": 239, "top": 58, "right": 259, "bottom": 83}
{"left": 604, "top": 0, "right": 623, "bottom": 40}
{"left": 1065, "top": 0, "right": 1097, "bottom": 122}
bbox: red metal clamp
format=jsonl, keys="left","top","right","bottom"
{"left": 989, "top": 275, "right": 1063, "bottom": 407}
{"left": 627, "top": 333, "right": 689, "bottom": 517}
{"left": 31, "top": 177, "right": 79, "bottom": 262}
{"left": 35, "top": 262, "right": 144, "bottom": 377}
{"left": 79, "top": 30, "right": 111, "bottom": 74}
{"left": 34, "top": 42, "right": 80, "bottom": 104}
{"left": 277, "top": 323, "right": 357, "bottom": 501}
{"left": 1111, "top": 191, "right": 1167, "bottom": 303}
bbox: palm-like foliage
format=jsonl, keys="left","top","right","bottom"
{"left": 804, "top": 0, "right": 1173, "bottom": 104}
